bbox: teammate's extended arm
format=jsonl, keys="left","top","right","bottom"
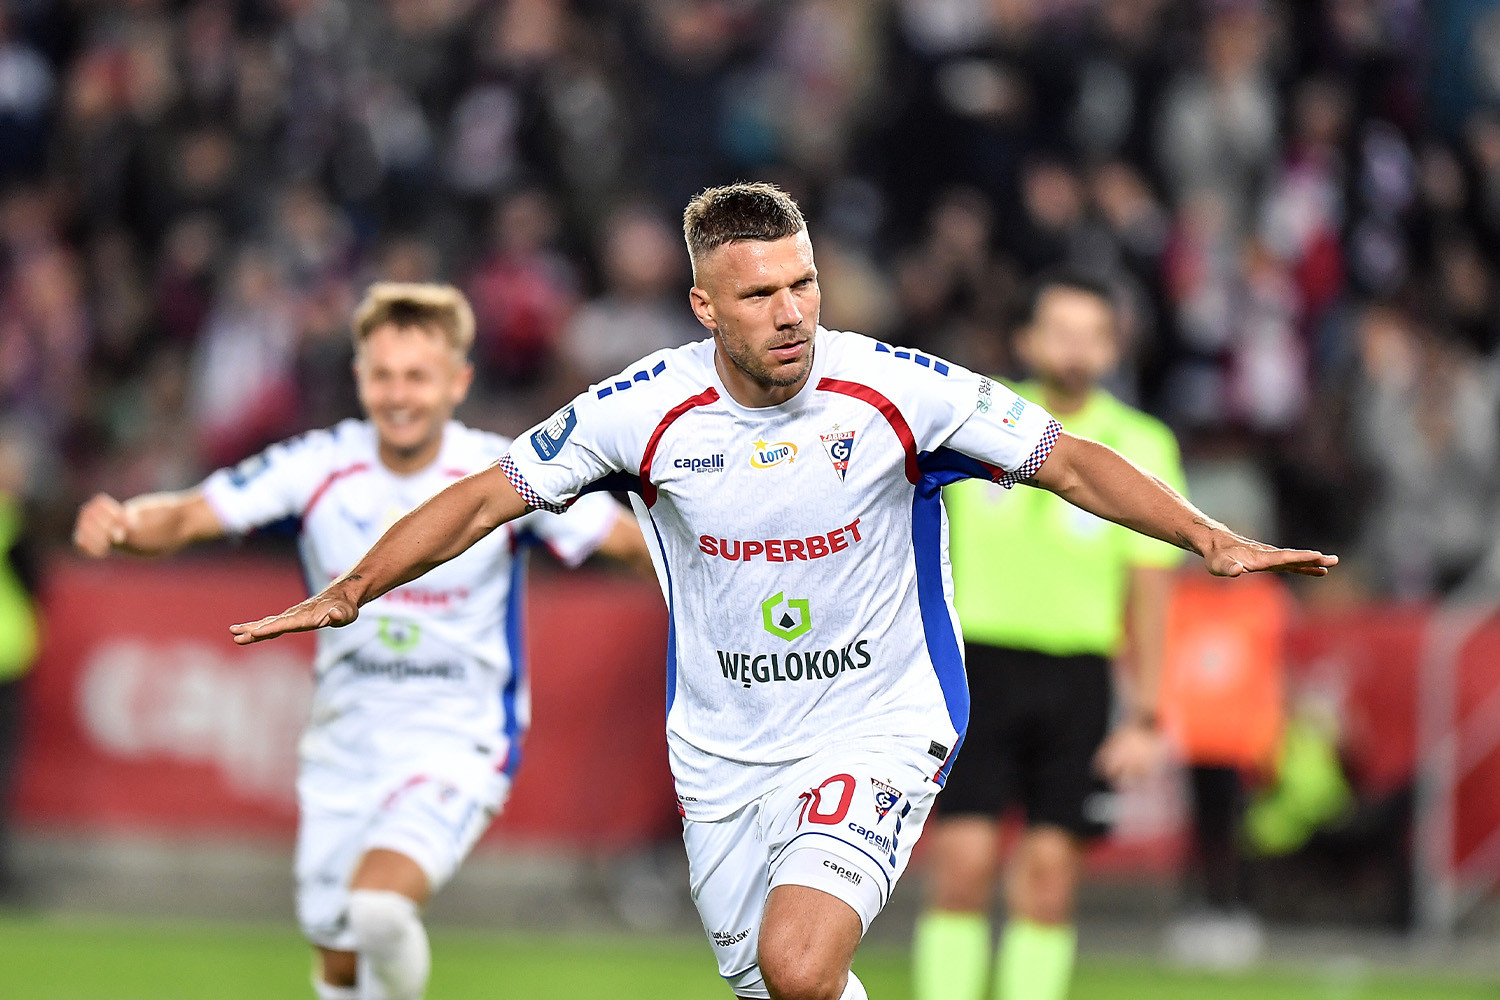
{"left": 230, "top": 464, "right": 529, "bottom": 644}
{"left": 73, "top": 491, "right": 227, "bottom": 558}
{"left": 1028, "top": 433, "right": 1337, "bottom": 575}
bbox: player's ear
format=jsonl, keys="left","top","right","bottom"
{"left": 689, "top": 286, "right": 717, "bottom": 332}
{"left": 451, "top": 360, "right": 475, "bottom": 404}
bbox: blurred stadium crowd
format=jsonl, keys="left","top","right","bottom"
{"left": 2, "top": 0, "right": 1499, "bottom": 598}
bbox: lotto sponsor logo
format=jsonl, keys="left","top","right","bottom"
{"left": 750, "top": 438, "right": 797, "bottom": 468}
{"left": 673, "top": 454, "right": 725, "bottom": 473}
{"left": 698, "top": 518, "right": 863, "bottom": 563}
{"left": 716, "top": 640, "right": 871, "bottom": 687}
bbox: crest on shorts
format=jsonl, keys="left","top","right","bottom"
{"left": 820, "top": 426, "right": 856, "bottom": 481}
{"left": 871, "top": 778, "right": 901, "bottom": 821}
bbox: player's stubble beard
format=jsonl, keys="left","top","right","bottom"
{"left": 717, "top": 321, "right": 816, "bottom": 392}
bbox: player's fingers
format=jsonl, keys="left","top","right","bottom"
{"left": 230, "top": 601, "right": 354, "bottom": 643}
{"left": 1258, "top": 550, "right": 1338, "bottom": 574}
{"left": 73, "top": 515, "right": 113, "bottom": 557}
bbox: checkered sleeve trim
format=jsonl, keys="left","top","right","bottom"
{"left": 995, "top": 418, "right": 1062, "bottom": 488}
{"left": 498, "top": 455, "right": 567, "bottom": 513}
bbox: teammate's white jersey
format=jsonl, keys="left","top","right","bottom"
{"left": 202, "top": 419, "right": 619, "bottom": 796}
{"left": 502, "top": 328, "right": 1059, "bottom": 820}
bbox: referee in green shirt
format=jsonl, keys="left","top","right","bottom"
{"left": 913, "top": 271, "right": 1185, "bottom": 1000}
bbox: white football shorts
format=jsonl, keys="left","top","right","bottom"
{"left": 683, "top": 737, "right": 941, "bottom": 998}
{"left": 295, "top": 753, "right": 509, "bottom": 950}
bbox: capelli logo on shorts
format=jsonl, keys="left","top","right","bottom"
{"left": 822, "top": 859, "right": 862, "bottom": 885}
{"left": 750, "top": 439, "right": 797, "bottom": 468}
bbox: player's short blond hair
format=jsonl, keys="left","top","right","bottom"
{"left": 351, "top": 282, "right": 476, "bottom": 356}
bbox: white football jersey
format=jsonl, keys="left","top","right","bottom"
{"left": 502, "top": 328, "right": 1059, "bottom": 819}
{"left": 202, "top": 419, "right": 620, "bottom": 790}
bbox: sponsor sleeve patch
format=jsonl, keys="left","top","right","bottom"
{"left": 529, "top": 404, "right": 577, "bottom": 460}
{"left": 226, "top": 452, "right": 269, "bottom": 487}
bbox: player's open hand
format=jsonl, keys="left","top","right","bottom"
{"left": 73, "top": 493, "right": 131, "bottom": 557}
{"left": 230, "top": 590, "right": 358, "bottom": 644}
{"left": 1203, "top": 536, "right": 1338, "bottom": 577}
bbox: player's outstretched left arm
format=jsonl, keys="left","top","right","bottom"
{"left": 1028, "top": 433, "right": 1338, "bottom": 577}
{"left": 230, "top": 463, "right": 530, "bottom": 644}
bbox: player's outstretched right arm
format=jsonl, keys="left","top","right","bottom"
{"left": 230, "top": 463, "right": 529, "bottom": 645}
{"left": 73, "top": 491, "right": 227, "bottom": 558}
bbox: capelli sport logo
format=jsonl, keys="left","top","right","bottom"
{"left": 750, "top": 439, "right": 798, "bottom": 469}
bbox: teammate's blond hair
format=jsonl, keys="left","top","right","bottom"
{"left": 351, "top": 282, "right": 476, "bottom": 356}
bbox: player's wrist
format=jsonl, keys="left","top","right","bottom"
{"left": 328, "top": 573, "right": 370, "bottom": 607}
{"left": 1126, "top": 706, "right": 1160, "bottom": 731}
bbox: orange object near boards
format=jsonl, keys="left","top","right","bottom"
{"left": 1161, "top": 573, "right": 1289, "bottom": 770}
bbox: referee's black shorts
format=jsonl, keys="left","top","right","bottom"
{"left": 941, "top": 643, "right": 1115, "bottom": 838}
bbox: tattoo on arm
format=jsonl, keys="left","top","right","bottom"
{"left": 1175, "top": 517, "right": 1218, "bottom": 554}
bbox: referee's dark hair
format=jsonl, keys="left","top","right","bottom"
{"left": 1024, "top": 268, "right": 1116, "bottom": 325}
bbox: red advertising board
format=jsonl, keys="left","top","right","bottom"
{"left": 18, "top": 559, "right": 1500, "bottom": 880}
{"left": 16, "top": 557, "right": 677, "bottom": 848}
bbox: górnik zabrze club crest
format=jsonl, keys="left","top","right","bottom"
{"left": 820, "top": 426, "right": 856, "bottom": 481}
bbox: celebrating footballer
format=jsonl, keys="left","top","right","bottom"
{"left": 229, "top": 184, "right": 1335, "bottom": 1000}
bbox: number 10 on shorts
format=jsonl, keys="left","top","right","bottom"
{"left": 797, "top": 773, "right": 856, "bottom": 826}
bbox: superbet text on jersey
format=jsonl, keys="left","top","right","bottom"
{"left": 501, "top": 328, "right": 1059, "bottom": 820}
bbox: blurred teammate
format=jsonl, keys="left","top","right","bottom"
{"left": 73, "top": 283, "right": 650, "bottom": 1000}
{"left": 227, "top": 185, "right": 1335, "bottom": 1000}
{"left": 912, "top": 272, "right": 1182, "bottom": 1000}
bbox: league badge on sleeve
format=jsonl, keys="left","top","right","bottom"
{"left": 871, "top": 777, "right": 901, "bottom": 821}
{"left": 819, "top": 426, "right": 856, "bottom": 481}
{"left": 530, "top": 404, "right": 577, "bottom": 460}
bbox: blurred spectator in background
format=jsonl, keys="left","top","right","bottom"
{"left": 560, "top": 201, "right": 700, "bottom": 385}
{"left": 1350, "top": 301, "right": 1500, "bottom": 596}
{"left": 189, "top": 246, "right": 299, "bottom": 469}
{"left": 0, "top": 9, "right": 55, "bottom": 182}
{"left": 0, "top": 424, "right": 39, "bottom": 903}
{"left": 465, "top": 186, "right": 578, "bottom": 392}
{"left": 0, "top": 0, "right": 1489, "bottom": 610}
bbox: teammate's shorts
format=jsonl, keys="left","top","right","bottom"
{"left": 683, "top": 737, "right": 940, "bottom": 999}
{"left": 295, "top": 755, "right": 509, "bottom": 950}
{"left": 940, "top": 643, "right": 1114, "bottom": 837}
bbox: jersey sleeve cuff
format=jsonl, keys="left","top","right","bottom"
{"left": 498, "top": 455, "right": 568, "bottom": 514}
{"left": 995, "top": 418, "right": 1062, "bottom": 488}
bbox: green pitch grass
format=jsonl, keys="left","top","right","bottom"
{"left": 0, "top": 913, "right": 1490, "bottom": 999}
